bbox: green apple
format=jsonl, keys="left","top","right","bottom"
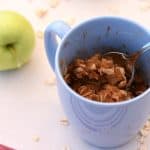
{"left": 0, "top": 10, "right": 35, "bottom": 70}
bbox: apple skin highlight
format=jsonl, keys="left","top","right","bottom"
{"left": 0, "top": 10, "right": 35, "bottom": 70}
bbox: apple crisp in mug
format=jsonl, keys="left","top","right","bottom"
{"left": 64, "top": 52, "right": 148, "bottom": 103}
{"left": 44, "top": 17, "right": 150, "bottom": 148}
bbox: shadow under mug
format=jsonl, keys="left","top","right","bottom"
{"left": 44, "top": 17, "right": 150, "bottom": 148}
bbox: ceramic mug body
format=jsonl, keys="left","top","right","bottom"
{"left": 44, "top": 17, "right": 150, "bottom": 148}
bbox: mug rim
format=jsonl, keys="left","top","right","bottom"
{"left": 55, "top": 16, "right": 150, "bottom": 106}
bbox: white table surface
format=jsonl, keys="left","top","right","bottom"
{"left": 0, "top": 0, "right": 150, "bottom": 149}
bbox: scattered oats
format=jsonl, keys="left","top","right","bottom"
{"left": 63, "top": 17, "right": 76, "bottom": 26}
{"left": 49, "top": 0, "right": 60, "bottom": 8}
{"left": 143, "top": 120, "right": 150, "bottom": 130}
{"left": 36, "top": 30, "right": 43, "bottom": 39}
{"left": 35, "top": 8, "right": 48, "bottom": 18}
{"left": 138, "top": 143, "right": 148, "bottom": 150}
{"left": 139, "top": 120, "right": 150, "bottom": 137}
{"left": 140, "top": 2, "right": 150, "bottom": 11}
{"left": 60, "top": 118, "right": 69, "bottom": 126}
{"left": 137, "top": 135, "right": 145, "bottom": 144}
{"left": 139, "top": 129, "right": 149, "bottom": 137}
{"left": 137, "top": 119, "right": 150, "bottom": 150}
{"left": 63, "top": 145, "right": 70, "bottom": 150}
{"left": 32, "top": 136, "right": 40, "bottom": 142}
{"left": 45, "top": 77, "right": 56, "bottom": 85}
{"left": 137, "top": 135, "right": 146, "bottom": 150}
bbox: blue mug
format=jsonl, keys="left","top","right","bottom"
{"left": 44, "top": 17, "right": 150, "bottom": 148}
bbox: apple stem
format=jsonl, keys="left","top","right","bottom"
{"left": 9, "top": 47, "right": 21, "bottom": 68}
{"left": 7, "top": 45, "right": 22, "bottom": 68}
{"left": 9, "top": 47, "right": 16, "bottom": 56}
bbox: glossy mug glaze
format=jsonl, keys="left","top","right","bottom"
{"left": 44, "top": 17, "right": 150, "bottom": 148}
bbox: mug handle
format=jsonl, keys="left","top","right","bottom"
{"left": 44, "top": 21, "right": 71, "bottom": 71}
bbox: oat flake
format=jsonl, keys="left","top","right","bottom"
{"left": 137, "top": 119, "right": 150, "bottom": 150}
{"left": 63, "top": 145, "right": 70, "bottom": 150}
{"left": 32, "top": 136, "right": 40, "bottom": 142}
{"left": 138, "top": 144, "right": 148, "bottom": 150}
{"left": 49, "top": 0, "right": 60, "bottom": 8}
{"left": 36, "top": 30, "right": 43, "bottom": 39}
{"left": 63, "top": 17, "right": 76, "bottom": 26}
{"left": 35, "top": 8, "right": 48, "bottom": 18}
{"left": 60, "top": 118, "right": 69, "bottom": 126}
{"left": 45, "top": 77, "right": 56, "bottom": 85}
